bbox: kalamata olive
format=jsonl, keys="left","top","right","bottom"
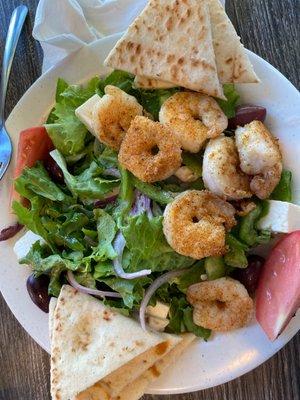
{"left": 228, "top": 104, "right": 267, "bottom": 129}
{"left": 233, "top": 255, "right": 265, "bottom": 294}
{"left": 44, "top": 156, "right": 64, "bottom": 184}
{"left": 94, "top": 195, "right": 118, "bottom": 208}
{"left": 0, "top": 223, "right": 23, "bottom": 241}
{"left": 26, "top": 274, "right": 51, "bottom": 313}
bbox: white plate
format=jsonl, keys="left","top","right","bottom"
{"left": 0, "top": 34, "right": 300, "bottom": 395}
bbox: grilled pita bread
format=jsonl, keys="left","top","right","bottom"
{"left": 104, "top": 0, "right": 224, "bottom": 98}
{"left": 133, "top": 0, "right": 258, "bottom": 89}
{"left": 115, "top": 333, "right": 196, "bottom": 400}
{"left": 50, "top": 285, "right": 181, "bottom": 400}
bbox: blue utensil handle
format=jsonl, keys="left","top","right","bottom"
{"left": 0, "top": 5, "right": 28, "bottom": 126}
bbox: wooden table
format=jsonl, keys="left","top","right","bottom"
{"left": 0, "top": 1, "right": 299, "bottom": 399}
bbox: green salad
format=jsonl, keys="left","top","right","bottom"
{"left": 12, "top": 71, "right": 293, "bottom": 339}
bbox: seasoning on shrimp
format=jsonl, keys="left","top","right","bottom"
{"left": 187, "top": 277, "right": 254, "bottom": 332}
{"left": 92, "top": 85, "right": 143, "bottom": 150}
{"left": 235, "top": 120, "right": 282, "bottom": 199}
{"left": 163, "top": 190, "right": 236, "bottom": 259}
{"left": 203, "top": 136, "right": 252, "bottom": 200}
{"left": 118, "top": 116, "right": 182, "bottom": 183}
{"left": 159, "top": 92, "right": 228, "bottom": 153}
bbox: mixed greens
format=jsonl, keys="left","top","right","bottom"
{"left": 13, "top": 72, "right": 293, "bottom": 339}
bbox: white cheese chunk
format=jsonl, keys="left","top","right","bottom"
{"left": 75, "top": 94, "right": 101, "bottom": 137}
{"left": 146, "top": 301, "right": 170, "bottom": 320}
{"left": 13, "top": 231, "right": 44, "bottom": 260}
{"left": 257, "top": 200, "right": 300, "bottom": 233}
{"left": 147, "top": 316, "right": 169, "bottom": 332}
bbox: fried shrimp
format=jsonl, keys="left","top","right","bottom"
{"left": 159, "top": 92, "right": 228, "bottom": 153}
{"left": 163, "top": 190, "right": 236, "bottom": 259}
{"left": 118, "top": 116, "right": 182, "bottom": 182}
{"left": 203, "top": 136, "right": 252, "bottom": 200}
{"left": 92, "top": 85, "right": 143, "bottom": 150}
{"left": 235, "top": 121, "right": 282, "bottom": 199}
{"left": 187, "top": 277, "right": 254, "bottom": 332}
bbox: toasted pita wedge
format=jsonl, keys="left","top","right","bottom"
{"left": 133, "top": 0, "right": 258, "bottom": 89}
{"left": 50, "top": 285, "right": 181, "bottom": 400}
{"left": 208, "top": 0, "right": 259, "bottom": 83}
{"left": 104, "top": 0, "right": 224, "bottom": 98}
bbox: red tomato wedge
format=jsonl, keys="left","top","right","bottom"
{"left": 256, "top": 231, "right": 300, "bottom": 341}
{"left": 11, "top": 127, "right": 54, "bottom": 205}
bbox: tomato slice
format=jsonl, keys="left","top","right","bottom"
{"left": 256, "top": 231, "right": 300, "bottom": 341}
{"left": 11, "top": 127, "right": 54, "bottom": 205}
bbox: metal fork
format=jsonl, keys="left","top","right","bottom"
{"left": 0, "top": 6, "right": 28, "bottom": 180}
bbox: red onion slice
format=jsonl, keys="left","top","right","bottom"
{"left": 104, "top": 168, "right": 121, "bottom": 178}
{"left": 139, "top": 269, "right": 188, "bottom": 331}
{"left": 67, "top": 270, "right": 122, "bottom": 298}
{"left": 112, "top": 232, "right": 152, "bottom": 279}
{"left": 0, "top": 223, "right": 24, "bottom": 241}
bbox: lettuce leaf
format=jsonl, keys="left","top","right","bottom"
{"left": 217, "top": 84, "right": 240, "bottom": 118}
{"left": 121, "top": 213, "right": 194, "bottom": 273}
{"left": 14, "top": 162, "right": 69, "bottom": 202}
{"left": 45, "top": 77, "right": 101, "bottom": 156}
{"left": 167, "top": 296, "right": 211, "bottom": 339}
{"left": 271, "top": 170, "right": 293, "bottom": 202}
{"left": 51, "top": 150, "right": 119, "bottom": 202}
{"left": 93, "top": 209, "right": 117, "bottom": 260}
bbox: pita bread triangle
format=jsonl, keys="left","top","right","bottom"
{"left": 104, "top": 0, "right": 225, "bottom": 99}
{"left": 133, "top": 0, "right": 259, "bottom": 89}
{"left": 117, "top": 333, "right": 196, "bottom": 400}
{"left": 50, "top": 285, "right": 181, "bottom": 400}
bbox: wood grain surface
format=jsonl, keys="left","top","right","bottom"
{"left": 0, "top": 1, "right": 299, "bottom": 399}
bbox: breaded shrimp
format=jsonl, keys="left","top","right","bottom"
{"left": 118, "top": 116, "right": 182, "bottom": 183}
{"left": 92, "top": 85, "right": 143, "bottom": 150}
{"left": 187, "top": 277, "right": 254, "bottom": 332}
{"left": 202, "top": 136, "right": 252, "bottom": 200}
{"left": 235, "top": 121, "right": 282, "bottom": 199}
{"left": 159, "top": 92, "right": 228, "bottom": 153}
{"left": 163, "top": 190, "right": 236, "bottom": 259}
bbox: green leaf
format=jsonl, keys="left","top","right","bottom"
{"left": 122, "top": 213, "right": 194, "bottom": 273}
{"left": 216, "top": 84, "right": 240, "bottom": 118}
{"left": 48, "top": 266, "right": 65, "bottom": 297}
{"left": 100, "top": 276, "right": 151, "bottom": 308}
{"left": 45, "top": 77, "right": 101, "bottom": 156}
{"left": 239, "top": 202, "right": 271, "bottom": 247}
{"left": 270, "top": 170, "right": 293, "bottom": 202}
{"left": 93, "top": 209, "right": 117, "bottom": 260}
{"left": 224, "top": 234, "right": 248, "bottom": 268}
{"left": 12, "top": 198, "right": 53, "bottom": 248}
{"left": 167, "top": 297, "right": 187, "bottom": 333}
{"left": 46, "top": 118, "right": 87, "bottom": 157}
{"left": 176, "top": 261, "right": 205, "bottom": 293}
{"left": 14, "top": 162, "right": 68, "bottom": 202}
{"left": 51, "top": 150, "right": 119, "bottom": 201}
{"left": 182, "top": 307, "right": 211, "bottom": 339}
{"left": 132, "top": 175, "right": 177, "bottom": 204}
{"left": 93, "top": 261, "right": 114, "bottom": 279}
{"left": 98, "top": 70, "right": 135, "bottom": 95}
{"left": 204, "top": 256, "right": 226, "bottom": 279}
{"left": 182, "top": 152, "right": 202, "bottom": 178}
{"left": 136, "top": 87, "right": 179, "bottom": 120}
{"left": 20, "top": 241, "right": 78, "bottom": 275}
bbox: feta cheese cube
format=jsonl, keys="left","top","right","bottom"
{"left": 14, "top": 231, "right": 44, "bottom": 260}
{"left": 257, "top": 200, "right": 300, "bottom": 233}
{"left": 75, "top": 94, "right": 101, "bottom": 137}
